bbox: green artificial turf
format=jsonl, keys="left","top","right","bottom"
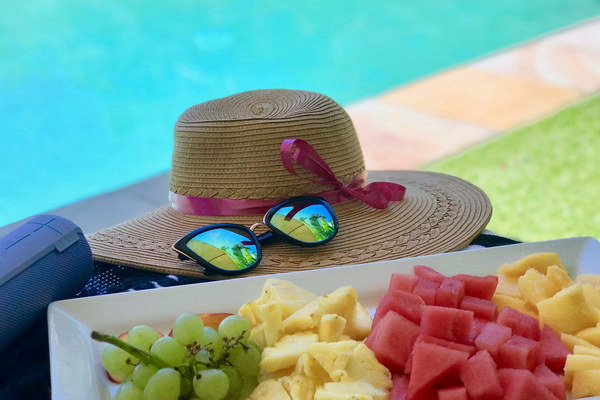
{"left": 424, "top": 94, "right": 600, "bottom": 242}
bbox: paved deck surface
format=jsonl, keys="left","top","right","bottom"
{"left": 2, "top": 18, "right": 599, "bottom": 236}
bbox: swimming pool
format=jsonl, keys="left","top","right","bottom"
{"left": 2, "top": 1, "right": 599, "bottom": 227}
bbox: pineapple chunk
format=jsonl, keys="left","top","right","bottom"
{"left": 318, "top": 314, "right": 347, "bottom": 343}
{"left": 573, "top": 344, "right": 600, "bottom": 357}
{"left": 572, "top": 370, "right": 600, "bottom": 399}
{"left": 279, "top": 372, "right": 316, "bottom": 400}
{"left": 314, "top": 380, "right": 388, "bottom": 400}
{"left": 518, "top": 269, "right": 549, "bottom": 306}
{"left": 340, "top": 343, "right": 392, "bottom": 391}
{"left": 576, "top": 323, "right": 600, "bottom": 347}
{"left": 561, "top": 333, "right": 600, "bottom": 352}
{"left": 577, "top": 273, "right": 600, "bottom": 287}
{"left": 491, "top": 292, "right": 537, "bottom": 317}
{"left": 582, "top": 283, "right": 600, "bottom": 308}
{"left": 261, "top": 332, "right": 319, "bottom": 372}
{"left": 284, "top": 286, "right": 357, "bottom": 333}
{"left": 307, "top": 341, "right": 357, "bottom": 382}
{"left": 346, "top": 302, "right": 372, "bottom": 340}
{"left": 495, "top": 273, "right": 521, "bottom": 297}
{"left": 260, "top": 302, "right": 285, "bottom": 347}
{"left": 565, "top": 354, "right": 600, "bottom": 371}
{"left": 537, "top": 284, "right": 600, "bottom": 334}
{"left": 248, "top": 379, "right": 292, "bottom": 400}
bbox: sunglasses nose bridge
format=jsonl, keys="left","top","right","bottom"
{"left": 249, "top": 222, "right": 270, "bottom": 234}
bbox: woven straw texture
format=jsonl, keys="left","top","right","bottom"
{"left": 87, "top": 89, "right": 492, "bottom": 279}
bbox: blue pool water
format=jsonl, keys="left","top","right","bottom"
{"left": 1, "top": 1, "right": 599, "bottom": 226}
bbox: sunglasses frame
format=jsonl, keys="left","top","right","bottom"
{"left": 172, "top": 196, "right": 338, "bottom": 275}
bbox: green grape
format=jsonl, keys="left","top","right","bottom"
{"left": 195, "top": 349, "right": 211, "bottom": 365}
{"left": 101, "top": 344, "right": 138, "bottom": 382}
{"left": 235, "top": 376, "right": 258, "bottom": 400}
{"left": 246, "top": 339, "right": 262, "bottom": 351}
{"left": 114, "top": 381, "right": 144, "bottom": 400}
{"left": 217, "top": 315, "right": 251, "bottom": 341}
{"left": 227, "top": 345, "right": 261, "bottom": 378}
{"left": 193, "top": 369, "right": 230, "bottom": 400}
{"left": 173, "top": 312, "right": 204, "bottom": 347}
{"left": 199, "top": 327, "right": 223, "bottom": 357}
{"left": 220, "top": 366, "right": 242, "bottom": 396}
{"left": 131, "top": 363, "right": 157, "bottom": 389}
{"left": 126, "top": 325, "right": 161, "bottom": 350}
{"left": 143, "top": 368, "right": 181, "bottom": 400}
{"left": 150, "top": 337, "right": 186, "bottom": 367}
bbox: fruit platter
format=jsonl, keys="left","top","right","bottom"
{"left": 48, "top": 236, "right": 600, "bottom": 400}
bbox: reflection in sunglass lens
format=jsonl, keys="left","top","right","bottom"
{"left": 269, "top": 200, "right": 336, "bottom": 244}
{"left": 185, "top": 227, "right": 259, "bottom": 271}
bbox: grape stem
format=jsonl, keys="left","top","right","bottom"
{"left": 91, "top": 330, "right": 170, "bottom": 369}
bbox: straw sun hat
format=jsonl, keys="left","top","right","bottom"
{"left": 88, "top": 89, "right": 492, "bottom": 279}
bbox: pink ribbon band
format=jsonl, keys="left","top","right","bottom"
{"left": 170, "top": 139, "right": 406, "bottom": 216}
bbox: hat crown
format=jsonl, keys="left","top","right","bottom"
{"left": 170, "top": 89, "right": 365, "bottom": 200}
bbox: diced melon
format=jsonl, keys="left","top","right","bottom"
{"left": 372, "top": 289, "right": 424, "bottom": 327}
{"left": 537, "top": 283, "right": 600, "bottom": 335}
{"left": 435, "top": 278, "right": 465, "bottom": 308}
{"left": 496, "top": 307, "right": 541, "bottom": 341}
{"left": 497, "top": 334, "right": 543, "bottom": 370}
{"left": 460, "top": 296, "right": 496, "bottom": 321}
{"left": 437, "top": 386, "right": 468, "bottom": 400}
{"left": 412, "top": 277, "right": 440, "bottom": 306}
{"left": 364, "top": 311, "right": 420, "bottom": 374}
{"left": 474, "top": 322, "right": 512, "bottom": 357}
{"left": 420, "top": 305, "right": 473, "bottom": 344}
{"left": 405, "top": 335, "right": 475, "bottom": 375}
{"left": 498, "top": 252, "right": 564, "bottom": 277}
{"left": 414, "top": 264, "right": 446, "bottom": 282}
{"left": 533, "top": 364, "right": 566, "bottom": 400}
{"left": 539, "top": 325, "right": 570, "bottom": 372}
{"left": 459, "top": 350, "right": 503, "bottom": 400}
{"left": 452, "top": 274, "right": 498, "bottom": 300}
{"left": 571, "top": 369, "right": 600, "bottom": 399}
{"left": 389, "top": 374, "right": 409, "bottom": 400}
{"left": 389, "top": 273, "right": 419, "bottom": 293}
{"left": 407, "top": 342, "right": 469, "bottom": 399}
{"left": 498, "top": 368, "right": 560, "bottom": 400}
{"left": 575, "top": 323, "right": 600, "bottom": 347}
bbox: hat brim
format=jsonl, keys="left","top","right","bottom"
{"left": 87, "top": 171, "right": 491, "bottom": 279}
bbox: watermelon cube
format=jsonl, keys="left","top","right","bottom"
{"left": 497, "top": 334, "right": 543, "bottom": 370}
{"left": 474, "top": 322, "right": 512, "bottom": 357}
{"left": 498, "top": 368, "right": 560, "bottom": 400}
{"left": 497, "top": 307, "right": 541, "bottom": 340}
{"left": 390, "top": 374, "right": 409, "bottom": 400}
{"left": 412, "top": 278, "right": 440, "bottom": 305}
{"left": 365, "top": 311, "right": 420, "bottom": 374}
{"left": 414, "top": 265, "right": 446, "bottom": 282}
{"left": 407, "top": 342, "right": 469, "bottom": 399}
{"left": 372, "top": 289, "right": 424, "bottom": 327}
{"left": 437, "top": 386, "right": 468, "bottom": 400}
{"left": 420, "top": 305, "right": 474, "bottom": 343}
{"left": 459, "top": 350, "right": 503, "bottom": 400}
{"left": 435, "top": 278, "right": 465, "bottom": 308}
{"left": 389, "top": 273, "right": 419, "bottom": 293}
{"left": 405, "top": 335, "right": 475, "bottom": 374}
{"left": 533, "top": 363, "right": 566, "bottom": 400}
{"left": 452, "top": 274, "right": 498, "bottom": 300}
{"left": 539, "top": 325, "right": 571, "bottom": 372}
{"left": 460, "top": 296, "right": 496, "bottom": 321}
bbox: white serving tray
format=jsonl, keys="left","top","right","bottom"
{"left": 48, "top": 236, "right": 600, "bottom": 399}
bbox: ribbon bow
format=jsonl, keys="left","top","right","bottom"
{"left": 170, "top": 138, "right": 405, "bottom": 215}
{"left": 280, "top": 139, "right": 405, "bottom": 209}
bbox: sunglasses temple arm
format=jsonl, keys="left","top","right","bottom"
{"left": 256, "top": 231, "right": 278, "bottom": 245}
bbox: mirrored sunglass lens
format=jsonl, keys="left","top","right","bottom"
{"left": 185, "top": 227, "right": 259, "bottom": 271}
{"left": 269, "top": 200, "right": 336, "bottom": 244}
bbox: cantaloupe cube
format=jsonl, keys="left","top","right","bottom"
{"left": 495, "top": 273, "right": 521, "bottom": 297}
{"left": 498, "top": 252, "right": 564, "bottom": 277}
{"left": 577, "top": 273, "right": 600, "bottom": 288}
{"left": 573, "top": 344, "right": 600, "bottom": 357}
{"left": 582, "top": 283, "right": 600, "bottom": 308}
{"left": 537, "top": 284, "right": 600, "bottom": 334}
{"left": 561, "top": 333, "right": 600, "bottom": 352}
{"left": 571, "top": 369, "right": 600, "bottom": 399}
{"left": 491, "top": 293, "right": 537, "bottom": 317}
{"left": 544, "top": 265, "right": 572, "bottom": 295}
{"left": 576, "top": 323, "right": 600, "bottom": 348}
{"left": 564, "top": 354, "right": 600, "bottom": 371}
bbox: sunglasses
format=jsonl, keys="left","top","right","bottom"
{"left": 172, "top": 196, "right": 338, "bottom": 275}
